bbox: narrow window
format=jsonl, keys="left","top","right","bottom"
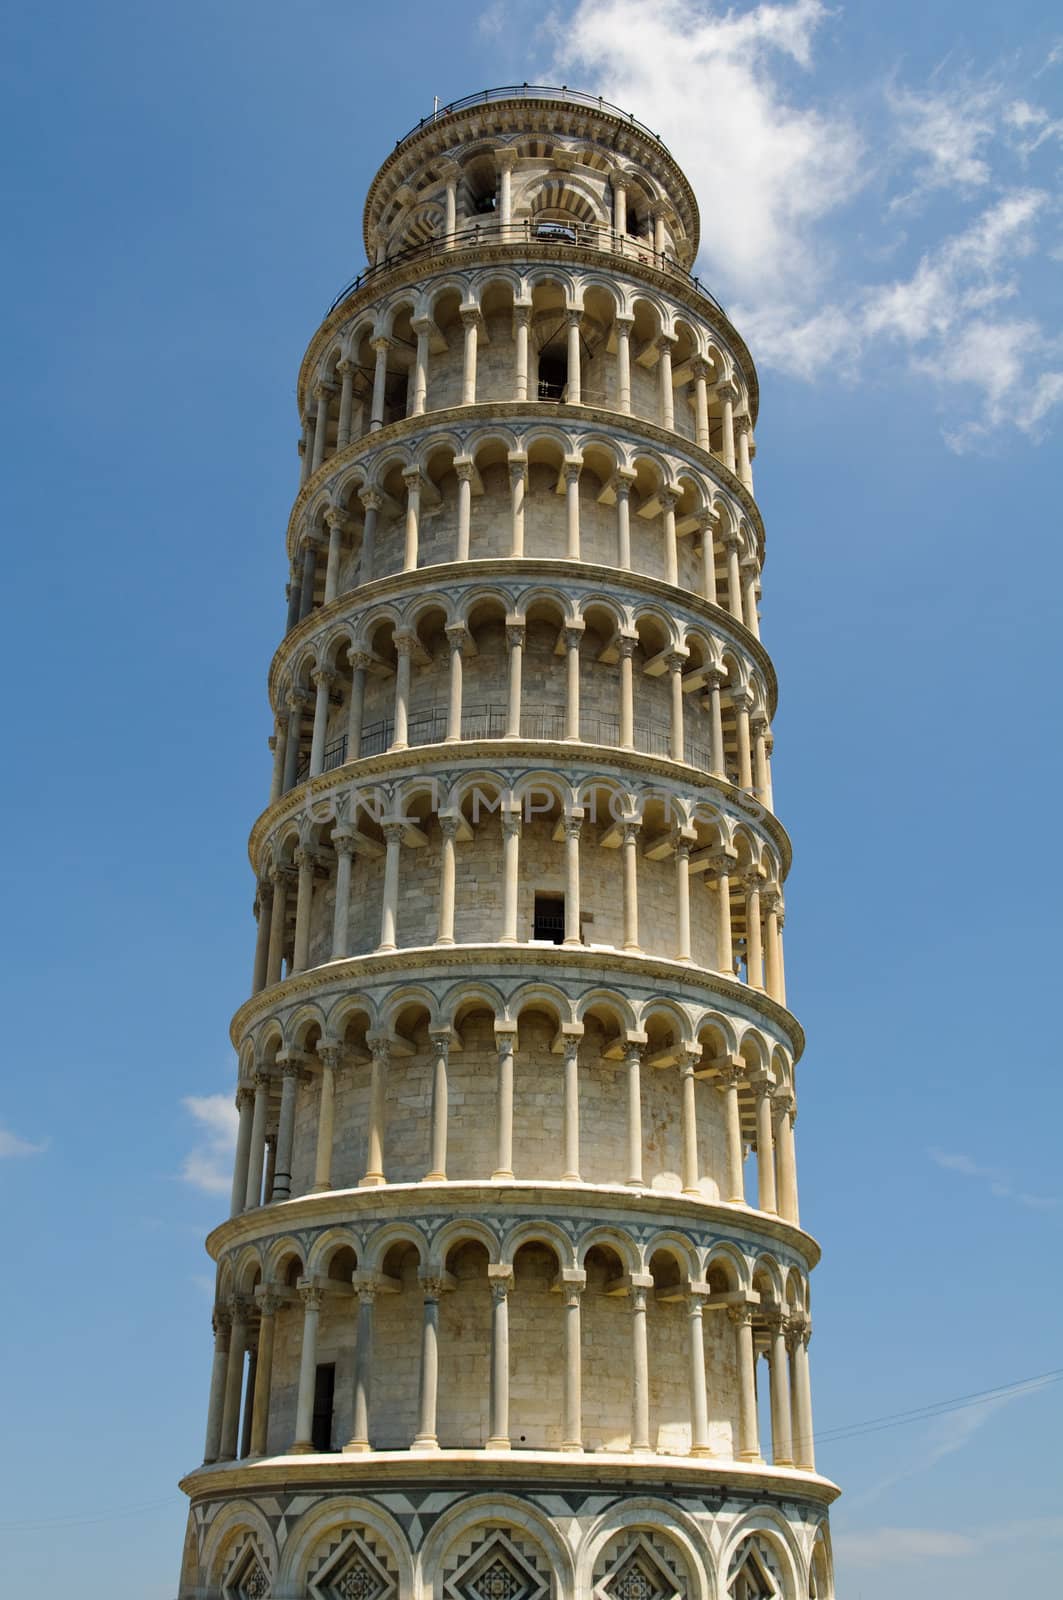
{"left": 626, "top": 207, "right": 639, "bottom": 236}
{"left": 537, "top": 349, "right": 566, "bottom": 401}
{"left": 533, "top": 894, "right": 565, "bottom": 943}
{"left": 311, "top": 1362, "right": 336, "bottom": 1452}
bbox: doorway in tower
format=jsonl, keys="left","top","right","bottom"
{"left": 537, "top": 347, "right": 567, "bottom": 401}
{"left": 533, "top": 894, "right": 565, "bottom": 943}
{"left": 311, "top": 1363, "right": 335, "bottom": 1452}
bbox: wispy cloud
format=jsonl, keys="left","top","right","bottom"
{"left": 929, "top": 1147, "right": 1059, "bottom": 1210}
{"left": 546, "top": 0, "right": 1063, "bottom": 449}
{"left": 0, "top": 1123, "right": 47, "bottom": 1158}
{"left": 838, "top": 1515, "right": 1063, "bottom": 1568}
{"left": 180, "top": 1094, "right": 238, "bottom": 1195}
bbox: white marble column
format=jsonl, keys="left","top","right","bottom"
{"left": 754, "top": 1076, "right": 777, "bottom": 1214}
{"left": 563, "top": 626, "right": 582, "bottom": 740}
{"left": 203, "top": 1308, "right": 231, "bottom": 1462}
{"left": 412, "top": 1277, "right": 443, "bottom": 1450}
{"left": 323, "top": 511, "right": 346, "bottom": 604}
{"left": 692, "top": 358, "right": 711, "bottom": 449}
{"left": 271, "top": 1056, "right": 301, "bottom": 1199}
{"left": 426, "top": 1030, "right": 450, "bottom": 1181}
{"left": 219, "top": 1298, "right": 249, "bottom": 1460}
{"left": 790, "top": 1320, "right": 816, "bottom": 1469}
{"left": 733, "top": 691, "right": 754, "bottom": 789}
{"left": 309, "top": 667, "right": 334, "bottom": 777}
{"left": 622, "top": 818, "right": 641, "bottom": 951}
{"left": 230, "top": 1086, "right": 254, "bottom": 1218}
{"left": 657, "top": 336, "right": 675, "bottom": 431}
{"left": 377, "top": 821, "right": 403, "bottom": 952}
{"left": 358, "top": 489, "right": 381, "bottom": 584}
{"left": 660, "top": 487, "right": 679, "bottom": 586}
{"left": 618, "top": 634, "right": 636, "bottom": 747}
{"left": 486, "top": 1266, "right": 513, "bottom": 1448}
{"left": 391, "top": 631, "right": 413, "bottom": 750}
{"left": 244, "top": 1069, "right": 271, "bottom": 1210}
{"left": 679, "top": 1047, "right": 701, "bottom": 1195}
{"left": 460, "top": 307, "right": 480, "bottom": 405}
{"left": 629, "top": 1277, "right": 653, "bottom": 1450}
{"left": 346, "top": 1278, "right": 376, "bottom": 1452}
{"left": 362, "top": 1039, "right": 388, "bottom": 1186}
{"left": 436, "top": 814, "right": 459, "bottom": 946}
{"left": 265, "top": 864, "right": 292, "bottom": 986}
{"left": 410, "top": 319, "right": 431, "bottom": 416}
{"left": 717, "top": 381, "right": 737, "bottom": 473}
{"left": 614, "top": 316, "right": 633, "bottom": 413}
{"left": 505, "top": 622, "right": 524, "bottom": 737}
{"left": 454, "top": 458, "right": 475, "bottom": 560}
{"left": 252, "top": 885, "right": 272, "bottom": 991}
{"left": 346, "top": 650, "right": 370, "bottom": 761}
{"left": 248, "top": 1290, "right": 280, "bottom": 1457}
{"left": 615, "top": 469, "right": 634, "bottom": 567}
{"left": 336, "top": 359, "right": 354, "bottom": 448}
{"left": 513, "top": 305, "right": 531, "bottom": 401}
{"left": 674, "top": 831, "right": 692, "bottom": 961}
{"left": 774, "top": 1092, "right": 799, "bottom": 1223}
{"left": 688, "top": 1288, "right": 712, "bottom": 1455}
{"left": 699, "top": 516, "right": 719, "bottom": 605}
{"left": 736, "top": 415, "right": 754, "bottom": 491}
{"left": 730, "top": 1304, "right": 761, "bottom": 1460}
{"left": 566, "top": 309, "right": 582, "bottom": 404}
{"left": 625, "top": 1043, "right": 644, "bottom": 1187}
{"left": 291, "top": 1283, "right": 324, "bottom": 1452}
{"left": 767, "top": 1311, "right": 794, "bottom": 1465}
{"left": 744, "top": 871, "right": 764, "bottom": 990}
{"left": 311, "top": 384, "right": 332, "bottom": 472}
{"left": 313, "top": 1043, "right": 339, "bottom": 1191}
{"left": 493, "top": 1028, "right": 516, "bottom": 1179}
{"left": 330, "top": 830, "right": 355, "bottom": 959}
{"left": 561, "top": 1272, "right": 586, "bottom": 1450}
{"left": 291, "top": 847, "right": 316, "bottom": 974}
{"left": 445, "top": 623, "right": 466, "bottom": 741}
{"left": 715, "top": 1062, "right": 745, "bottom": 1204}
{"left": 369, "top": 337, "right": 389, "bottom": 431}
{"left": 666, "top": 651, "right": 686, "bottom": 762}
{"left": 563, "top": 813, "right": 582, "bottom": 945}
{"left": 562, "top": 1036, "right": 581, "bottom": 1182}
{"left": 500, "top": 809, "right": 520, "bottom": 943}
{"left": 402, "top": 468, "right": 422, "bottom": 571}
{"left": 508, "top": 454, "right": 527, "bottom": 556}
{"left": 563, "top": 459, "right": 582, "bottom": 559}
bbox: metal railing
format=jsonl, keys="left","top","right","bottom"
{"left": 326, "top": 218, "right": 725, "bottom": 318}
{"left": 392, "top": 85, "right": 670, "bottom": 156}
{"left": 291, "top": 705, "right": 732, "bottom": 782}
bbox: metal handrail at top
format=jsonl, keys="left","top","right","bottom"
{"left": 392, "top": 85, "right": 670, "bottom": 156}
{"left": 326, "top": 217, "right": 725, "bottom": 318}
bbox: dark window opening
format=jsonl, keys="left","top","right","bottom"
{"left": 472, "top": 191, "right": 496, "bottom": 215}
{"left": 311, "top": 1363, "right": 335, "bottom": 1452}
{"left": 534, "top": 894, "right": 565, "bottom": 943}
{"left": 626, "top": 208, "right": 640, "bottom": 236}
{"left": 538, "top": 350, "right": 566, "bottom": 401}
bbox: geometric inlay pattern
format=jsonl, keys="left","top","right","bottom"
{"left": 222, "top": 1539, "right": 272, "bottom": 1600}
{"left": 444, "top": 1530, "right": 550, "bottom": 1600}
{"left": 310, "top": 1527, "right": 398, "bottom": 1600}
{"left": 728, "top": 1539, "right": 779, "bottom": 1599}
{"left": 594, "top": 1534, "right": 684, "bottom": 1600}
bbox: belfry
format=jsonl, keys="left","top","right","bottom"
{"left": 178, "top": 86, "right": 838, "bottom": 1600}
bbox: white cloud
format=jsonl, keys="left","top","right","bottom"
{"left": 542, "top": 0, "right": 1062, "bottom": 448}
{"left": 181, "top": 1094, "right": 238, "bottom": 1195}
{"left": 551, "top": 0, "right": 864, "bottom": 294}
{"left": 929, "top": 1147, "right": 1058, "bottom": 1210}
{"left": 838, "top": 1516, "right": 1063, "bottom": 1568}
{"left": 0, "top": 1124, "right": 47, "bottom": 1158}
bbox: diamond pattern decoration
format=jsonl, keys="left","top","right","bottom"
{"left": 596, "top": 1536, "right": 682, "bottom": 1600}
{"left": 311, "top": 1527, "right": 398, "bottom": 1600}
{"left": 606, "top": 1556, "right": 666, "bottom": 1600}
{"left": 445, "top": 1532, "right": 548, "bottom": 1600}
{"left": 332, "top": 1557, "right": 388, "bottom": 1600}
{"left": 223, "top": 1543, "right": 271, "bottom": 1600}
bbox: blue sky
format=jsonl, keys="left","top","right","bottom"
{"left": 1, "top": 3, "right": 1060, "bottom": 1595}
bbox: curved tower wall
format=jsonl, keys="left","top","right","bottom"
{"left": 178, "top": 88, "right": 839, "bottom": 1600}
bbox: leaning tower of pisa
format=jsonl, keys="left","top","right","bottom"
{"left": 178, "top": 87, "right": 838, "bottom": 1600}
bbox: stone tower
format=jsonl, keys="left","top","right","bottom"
{"left": 179, "top": 86, "right": 838, "bottom": 1600}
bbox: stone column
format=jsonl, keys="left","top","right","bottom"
{"left": 378, "top": 821, "right": 403, "bottom": 951}
{"left": 291, "top": 1283, "right": 324, "bottom": 1452}
{"left": 618, "top": 634, "right": 636, "bottom": 746}
{"left": 410, "top": 319, "right": 431, "bottom": 416}
{"left": 513, "top": 305, "right": 531, "bottom": 401}
{"left": 330, "top": 830, "right": 355, "bottom": 959}
{"left": 324, "top": 511, "right": 345, "bottom": 604}
{"left": 763, "top": 890, "right": 783, "bottom": 1000}
{"left": 346, "top": 650, "right": 370, "bottom": 761}
{"left": 291, "top": 848, "right": 316, "bottom": 973}
{"left": 563, "top": 459, "right": 582, "bottom": 559}
{"left": 493, "top": 1028, "right": 516, "bottom": 1179}
{"left": 298, "top": 420, "right": 311, "bottom": 488}
{"left": 508, "top": 454, "right": 527, "bottom": 556}
{"left": 505, "top": 622, "right": 524, "bottom": 737}
{"left": 566, "top": 309, "right": 582, "bottom": 404}
{"left": 653, "top": 212, "right": 667, "bottom": 254}
{"left": 362, "top": 1039, "right": 388, "bottom": 1185}
{"left": 564, "top": 813, "right": 582, "bottom": 946}
{"left": 559, "top": 625, "right": 582, "bottom": 740}
{"left": 282, "top": 692, "right": 305, "bottom": 791}
{"left": 790, "top": 1320, "right": 816, "bottom": 1469}
{"left": 358, "top": 489, "right": 381, "bottom": 584}
{"left": 715, "top": 1063, "right": 745, "bottom": 1204}
{"left": 445, "top": 624, "right": 466, "bottom": 741}
{"left": 219, "top": 1298, "right": 249, "bottom": 1460}
{"left": 270, "top": 716, "right": 287, "bottom": 803}
{"left": 711, "top": 855, "right": 734, "bottom": 973}
{"left": 724, "top": 536, "right": 743, "bottom": 621}
{"left": 699, "top": 517, "right": 719, "bottom": 605}
{"left": 346, "top": 1278, "right": 377, "bottom": 1452}
{"left": 271, "top": 1056, "right": 301, "bottom": 1199}
{"left": 412, "top": 1277, "right": 443, "bottom": 1450}
{"left": 612, "top": 176, "right": 627, "bottom": 234}
{"left": 561, "top": 1272, "right": 586, "bottom": 1450}
{"left": 436, "top": 814, "right": 459, "bottom": 946}
{"left": 313, "top": 1043, "right": 339, "bottom": 1191}
{"left": 657, "top": 336, "right": 675, "bottom": 431}
{"left": 497, "top": 150, "right": 514, "bottom": 225}
{"left": 733, "top": 691, "right": 754, "bottom": 789}
{"left": 263, "top": 1137, "right": 277, "bottom": 1206}
{"left": 240, "top": 1346, "right": 258, "bottom": 1460}
{"left": 730, "top": 1304, "right": 760, "bottom": 1460}
{"left": 741, "top": 560, "right": 760, "bottom": 637}
{"left": 402, "top": 468, "right": 422, "bottom": 571}
{"left": 561, "top": 1036, "right": 581, "bottom": 1181}
{"left": 309, "top": 668, "right": 334, "bottom": 777}
{"left": 311, "top": 385, "right": 332, "bottom": 472}
{"left": 736, "top": 415, "right": 754, "bottom": 491}
{"left": 230, "top": 1087, "right": 255, "bottom": 1218}
{"left": 766, "top": 1310, "right": 794, "bottom": 1465}
{"left": 666, "top": 652, "right": 686, "bottom": 762}
{"left": 369, "top": 336, "right": 389, "bottom": 430}
{"left": 248, "top": 1290, "right": 280, "bottom": 1457}
{"left": 744, "top": 872, "right": 764, "bottom": 990}
{"left": 688, "top": 1289, "right": 712, "bottom": 1455}
{"left": 679, "top": 1047, "right": 701, "bottom": 1195}
{"left": 500, "top": 810, "right": 520, "bottom": 943}
{"left": 625, "top": 1044, "right": 644, "bottom": 1187}
{"left": 660, "top": 487, "right": 679, "bottom": 586}
{"left": 629, "top": 1277, "right": 653, "bottom": 1450}
{"left": 614, "top": 316, "right": 633, "bottom": 413}
{"left": 426, "top": 1031, "right": 450, "bottom": 1182}
{"left": 443, "top": 172, "right": 456, "bottom": 238}
{"left": 717, "top": 381, "right": 737, "bottom": 473}
{"left": 203, "top": 1309, "right": 231, "bottom": 1462}
{"left": 391, "top": 631, "right": 413, "bottom": 750}
{"left": 245, "top": 1069, "right": 271, "bottom": 1209}
{"left": 336, "top": 359, "right": 355, "bottom": 448}
{"left": 454, "top": 458, "right": 475, "bottom": 559}
{"left": 692, "top": 357, "right": 711, "bottom": 449}
{"left": 674, "top": 831, "right": 692, "bottom": 961}
{"left": 622, "top": 818, "right": 641, "bottom": 951}
{"left": 703, "top": 671, "right": 726, "bottom": 779}
{"left": 615, "top": 468, "right": 634, "bottom": 567}
{"left": 752, "top": 720, "right": 772, "bottom": 807}
{"left": 486, "top": 1266, "right": 513, "bottom": 1448}
{"left": 460, "top": 308, "right": 480, "bottom": 405}
{"left": 774, "top": 1093, "right": 799, "bottom": 1224}
{"left": 753, "top": 1075, "right": 777, "bottom": 1213}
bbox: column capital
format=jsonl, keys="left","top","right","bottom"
{"left": 690, "top": 354, "right": 713, "bottom": 380}
{"left": 613, "top": 313, "right": 634, "bottom": 332}
{"left": 293, "top": 845, "right": 320, "bottom": 872}
{"left": 382, "top": 819, "right": 406, "bottom": 847}
{"left": 359, "top": 487, "right": 384, "bottom": 511}
{"left": 734, "top": 412, "right": 753, "bottom": 437}
{"left": 401, "top": 464, "right": 425, "bottom": 489}
{"left": 336, "top": 357, "right": 353, "bottom": 377}
{"left": 419, "top": 1272, "right": 449, "bottom": 1301}
{"left": 276, "top": 1051, "right": 307, "bottom": 1081}
{"left": 453, "top": 455, "right": 477, "bottom": 482}
{"left": 256, "top": 1287, "right": 282, "bottom": 1318}
{"left": 487, "top": 1264, "right": 514, "bottom": 1300}
{"left": 429, "top": 1028, "right": 452, "bottom": 1058}
{"left": 459, "top": 304, "right": 483, "bottom": 329}
{"left": 213, "top": 1303, "right": 233, "bottom": 1333}
{"left": 715, "top": 379, "right": 739, "bottom": 403}
{"left": 393, "top": 628, "right": 417, "bottom": 657}
{"left": 331, "top": 827, "right": 357, "bottom": 857}
{"left": 316, "top": 1040, "right": 343, "bottom": 1070}
{"left": 269, "top": 863, "right": 295, "bottom": 890}
{"left": 507, "top": 450, "right": 528, "bottom": 480}
{"left": 562, "top": 454, "right": 583, "bottom": 482}
{"left": 562, "top": 623, "right": 585, "bottom": 651}
{"left": 228, "top": 1294, "right": 252, "bottom": 1325}
{"left": 664, "top": 649, "right": 688, "bottom": 674}
{"left": 298, "top": 1281, "right": 325, "bottom": 1312}
{"left": 370, "top": 334, "right": 390, "bottom": 354}
{"left": 235, "top": 1083, "right": 255, "bottom": 1111}
{"left": 252, "top": 1065, "right": 273, "bottom": 1092}
{"left": 313, "top": 380, "right": 336, "bottom": 403}
{"left": 438, "top": 810, "right": 463, "bottom": 841}
{"left": 505, "top": 621, "right": 526, "bottom": 650}
{"left": 445, "top": 621, "right": 469, "bottom": 649}
{"left": 494, "top": 1026, "right": 518, "bottom": 1055}
{"left": 727, "top": 1301, "right": 754, "bottom": 1329}
{"left": 323, "top": 505, "right": 349, "bottom": 530}
{"left": 347, "top": 647, "right": 374, "bottom": 671}
{"left": 367, "top": 1035, "right": 391, "bottom": 1068}
{"left": 617, "top": 631, "right": 639, "bottom": 659}
{"left": 311, "top": 665, "right": 335, "bottom": 689}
